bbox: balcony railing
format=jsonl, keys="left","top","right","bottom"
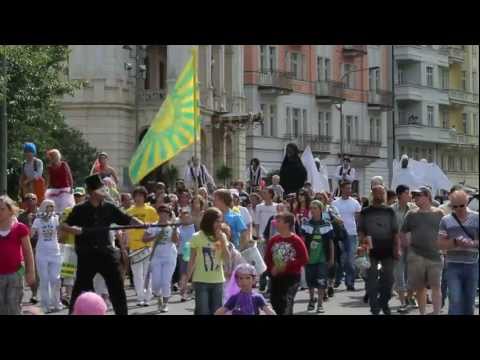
{"left": 343, "top": 45, "right": 367, "bottom": 56}
{"left": 368, "top": 89, "right": 393, "bottom": 108}
{"left": 315, "top": 80, "right": 344, "bottom": 100}
{"left": 448, "top": 89, "right": 479, "bottom": 105}
{"left": 447, "top": 45, "right": 465, "bottom": 63}
{"left": 284, "top": 133, "right": 333, "bottom": 153}
{"left": 398, "top": 112, "right": 422, "bottom": 126}
{"left": 138, "top": 89, "right": 166, "bottom": 105}
{"left": 343, "top": 140, "right": 381, "bottom": 157}
{"left": 245, "top": 70, "right": 294, "bottom": 92}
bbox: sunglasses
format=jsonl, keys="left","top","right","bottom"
{"left": 452, "top": 204, "right": 467, "bottom": 209}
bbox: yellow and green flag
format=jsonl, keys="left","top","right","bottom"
{"left": 129, "top": 48, "right": 200, "bottom": 185}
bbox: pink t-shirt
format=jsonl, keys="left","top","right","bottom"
{"left": 0, "top": 222, "right": 29, "bottom": 275}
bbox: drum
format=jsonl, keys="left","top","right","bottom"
{"left": 128, "top": 247, "right": 151, "bottom": 264}
{"left": 60, "top": 244, "right": 78, "bottom": 279}
{"left": 241, "top": 244, "right": 267, "bottom": 275}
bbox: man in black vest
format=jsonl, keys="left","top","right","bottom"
{"left": 62, "top": 175, "right": 144, "bottom": 315}
{"left": 334, "top": 157, "right": 355, "bottom": 197}
{"left": 184, "top": 157, "right": 216, "bottom": 192}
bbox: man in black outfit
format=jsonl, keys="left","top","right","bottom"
{"left": 358, "top": 185, "right": 400, "bottom": 315}
{"left": 62, "top": 175, "right": 144, "bottom": 315}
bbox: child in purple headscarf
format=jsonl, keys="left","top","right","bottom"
{"left": 215, "top": 264, "right": 276, "bottom": 315}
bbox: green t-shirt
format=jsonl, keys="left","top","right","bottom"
{"left": 190, "top": 231, "right": 225, "bottom": 284}
{"left": 302, "top": 219, "right": 333, "bottom": 265}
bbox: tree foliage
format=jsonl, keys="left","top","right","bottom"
{"left": 1, "top": 45, "right": 97, "bottom": 199}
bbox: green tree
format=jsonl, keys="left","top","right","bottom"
{"left": 216, "top": 164, "right": 232, "bottom": 187}
{"left": 1, "top": 45, "right": 97, "bottom": 199}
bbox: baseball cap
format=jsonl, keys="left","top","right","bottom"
{"left": 73, "top": 187, "right": 86, "bottom": 196}
{"left": 411, "top": 185, "right": 431, "bottom": 196}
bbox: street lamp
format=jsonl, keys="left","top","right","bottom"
{"left": 335, "top": 65, "right": 380, "bottom": 161}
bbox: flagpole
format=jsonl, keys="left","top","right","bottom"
{"left": 193, "top": 47, "right": 199, "bottom": 195}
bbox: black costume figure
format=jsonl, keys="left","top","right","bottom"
{"left": 279, "top": 143, "right": 307, "bottom": 195}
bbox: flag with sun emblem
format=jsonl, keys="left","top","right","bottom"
{"left": 129, "top": 48, "right": 200, "bottom": 185}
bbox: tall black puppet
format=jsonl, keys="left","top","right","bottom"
{"left": 279, "top": 143, "right": 307, "bottom": 195}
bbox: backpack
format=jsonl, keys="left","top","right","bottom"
{"left": 327, "top": 208, "right": 348, "bottom": 243}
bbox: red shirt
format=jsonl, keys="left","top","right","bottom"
{"left": 0, "top": 222, "right": 29, "bottom": 275}
{"left": 48, "top": 161, "right": 73, "bottom": 189}
{"left": 265, "top": 233, "right": 309, "bottom": 276}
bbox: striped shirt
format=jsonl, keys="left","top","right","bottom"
{"left": 438, "top": 210, "right": 479, "bottom": 264}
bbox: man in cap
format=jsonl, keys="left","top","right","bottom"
{"left": 61, "top": 175, "right": 144, "bottom": 315}
{"left": 19, "top": 142, "right": 46, "bottom": 204}
{"left": 400, "top": 186, "right": 445, "bottom": 315}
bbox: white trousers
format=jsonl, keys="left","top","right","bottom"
{"left": 36, "top": 254, "right": 62, "bottom": 310}
{"left": 150, "top": 257, "right": 177, "bottom": 298}
{"left": 131, "top": 258, "right": 152, "bottom": 303}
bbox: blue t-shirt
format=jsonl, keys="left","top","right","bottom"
{"left": 178, "top": 224, "right": 196, "bottom": 255}
{"left": 224, "top": 292, "right": 267, "bottom": 315}
{"left": 224, "top": 209, "right": 247, "bottom": 248}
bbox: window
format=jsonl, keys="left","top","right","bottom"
{"left": 325, "top": 59, "right": 331, "bottom": 80}
{"left": 317, "top": 57, "right": 324, "bottom": 81}
{"left": 343, "top": 64, "right": 356, "bottom": 88}
{"left": 441, "top": 110, "right": 449, "bottom": 128}
{"left": 292, "top": 108, "right": 300, "bottom": 138}
{"left": 375, "top": 69, "right": 380, "bottom": 90}
{"left": 346, "top": 116, "right": 353, "bottom": 143}
{"left": 325, "top": 112, "right": 331, "bottom": 137}
{"left": 286, "top": 107, "right": 291, "bottom": 137}
{"left": 400, "top": 146, "right": 406, "bottom": 156}
{"left": 442, "top": 154, "right": 447, "bottom": 170}
{"left": 468, "top": 157, "right": 474, "bottom": 172}
{"left": 260, "top": 46, "right": 276, "bottom": 72}
{"left": 427, "top": 106, "right": 434, "bottom": 127}
{"left": 303, "top": 109, "right": 308, "bottom": 135}
{"left": 290, "top": 53, "right": 304, "bottom": 80}
{"left": 461, "top": 71, "right": 467, "bottom": 90}
{"left": 440, "top": 67, "right": 449, "bottom": 89}
{"left": 473, "top": 71, "right": 478, "bottom": 93}
{"left": 354, "top": 116, "right": 359, "bottom": 141}
{"left": 318, "top": 112, "right": 324, "bottom": 135}
{"left": 462, "top": 113, "right": 468, "bottom": 134}
{"left": 421, "top": 148, "right": 428, "bottom": 160}
{"left": 269, "top": 47, "right": 277, "bottom": 72}
{"left": 260, "top": 104, "right": 266, "bottom": 136}
{"left": 370, "top": 118, "right": 375, "bottom": 141}
{"left": 398, "top": 68, "right": 405, "bottom": 84}
{"left": 427, "top": 149, "right": 433, "bottom": 162}
{"left": 270, "top": 105, "right": 276, "bottom": 137}
{"left": 414, "top": 147, "right": 420, "bottom": 160}
{"left": 369, "top": 68, "right": 375, "bottom": 90}
{"left": 426, "top": 66, "right": 434, "bottom": 87}
{"left": 474, "top": 113, "right": 478, "bottom": 136}
{"left": 376, "top": 119, "right": 381, "bottom": 143}
{"left": 448, "top": 155, "right": 455, "bottom": 170}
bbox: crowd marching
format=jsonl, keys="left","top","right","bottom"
{"left": 0, "top": 141, "right": 478, "bottom": 316}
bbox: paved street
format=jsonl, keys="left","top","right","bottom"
{"left": 21, "top": 279, "right": 479, "bottom": 315}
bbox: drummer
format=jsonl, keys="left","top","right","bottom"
{"left": 59, "top": 187, "right": 86, "bottom": 305}
{"left": 126, "top": 186, "right": 159, "bottom": 307}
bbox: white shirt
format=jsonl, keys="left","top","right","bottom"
{"left": 332, "top": 197, "right": 362, "bottom": 236}
{"left": 32, "top": 216, "right": 60, "bottom": 257}
{"left": 145, "top": 226, "right": 178, "bottom": 261}
{"left": 255, "top": 202, "right": 278, "bottom": 240}
{"left": 238, "top": 206, "right": 252, "bottom": 227}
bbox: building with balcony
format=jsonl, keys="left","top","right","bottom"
{"left": 394, "top": 45, "right": 479, "bottom": 191}
{"left": 61, "top": 45, "right": 253, "bottom": 189}
{"left": 244, "top": 45, "right": 392, "bottom": 196}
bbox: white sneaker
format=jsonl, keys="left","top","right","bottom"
{"left": 161, "top": 304, "right": 169, "bottom": 313}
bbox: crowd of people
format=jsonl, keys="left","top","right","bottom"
{"left": 0, "top": 142, "right": 478, "bottom": 316}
